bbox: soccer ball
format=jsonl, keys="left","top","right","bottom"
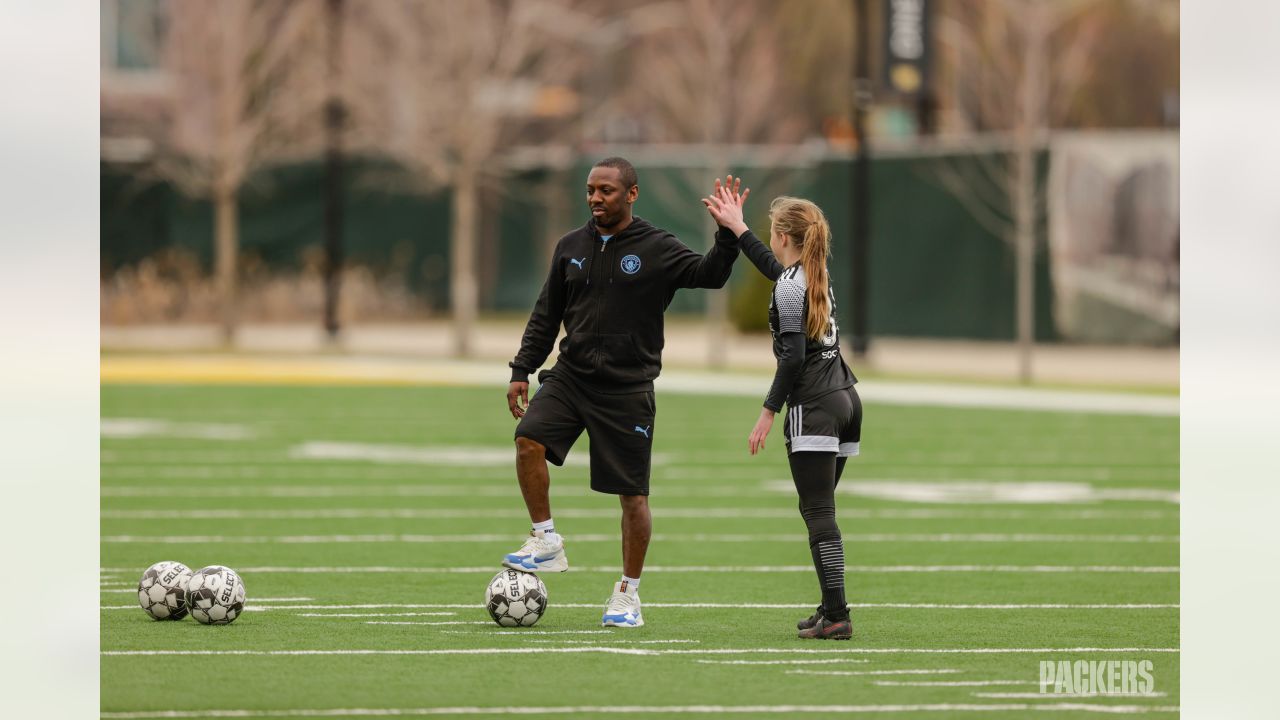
{"left": 137, "top": 561, "right": 193, "bottom": 621}
{"left": 485, "top": 569, "right": 548, "bottom": 627}
{"left": 186, "top": 565, "right": 246, "bottom": 625}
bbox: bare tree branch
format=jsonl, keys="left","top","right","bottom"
{"left": 932, "top": 157, "right": 1014, "bottom": 242}
{"left": 342, "top": 0, "right": 586, "bottom": 356}
{"left": 150, "top": 0, "right": 327, "bottom": 342}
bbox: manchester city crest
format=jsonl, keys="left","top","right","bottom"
{"left": 621, "top": 254, "right": 641, "bottom": 274}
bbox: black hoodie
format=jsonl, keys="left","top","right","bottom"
{"left": 509, "top": 216, "right": 739, "bottom": 393}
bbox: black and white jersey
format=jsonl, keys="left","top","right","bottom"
{"left": 765, "top": 263, "right": 857, "bottom": 411}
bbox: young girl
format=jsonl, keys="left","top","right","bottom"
{"left": 703, "top": 177, "right": 862, "bottom": 639}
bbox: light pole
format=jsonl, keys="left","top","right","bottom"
{"left": 323, "top": 0, "right": 346, "bottom": 342}
{"left": 851, "top": 0, "right": 872, "bottom": 358}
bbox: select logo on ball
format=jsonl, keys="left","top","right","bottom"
{"left": 137, "top": 560, "right": 194, "bottom": 621}
{"left": 187, "top": 565, "right": 247, "bottom": 625}
{"left": 485, "top": 569, "right": 548, "bottom": 627}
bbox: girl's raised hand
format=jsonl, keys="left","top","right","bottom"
{"left": 703, "top": 176, "right": 749, "bottom": 236}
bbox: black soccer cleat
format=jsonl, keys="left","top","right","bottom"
{"left": 797, "top": 611, "right": 852, "bottom": 640}
{"left": 797, "top": 606, "right": 823, "bottom": 631}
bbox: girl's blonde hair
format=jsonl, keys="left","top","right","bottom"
{"left": 769, "top": 196, "right": 832, "bottom": 342}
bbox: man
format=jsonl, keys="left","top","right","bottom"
{"left": 504, "top": 157, "right": 739, "bottom": 628}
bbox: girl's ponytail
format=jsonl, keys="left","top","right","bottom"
{"left": 769, "top": 197, "right": 834, "bottom": 342}
{"left": 800, "top": 219, "right": 831, "bottom": 342}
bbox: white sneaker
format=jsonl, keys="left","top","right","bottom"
{"left": 601, "top": 581, "right": 644, "bottom": 627}
{"left": 502, "top": 530, "right": 568, "bottom": 573}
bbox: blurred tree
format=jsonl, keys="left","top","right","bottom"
{"left": 626, "top": 0, "right": 805, "bottom": 146}
{"left": 1055, "top": 0, "right": 1179, "bottom": 129}
{"left": 346, "top": 0, "right": 584, "bottom": 358}
{"left": 322, "top": 0, "right": 346, "bottom": 343}
{"left": 618, "top": 0, "right": 808, "bottom": 366}
{"left": 933, "top": 0, "right": 1119, "bottom": 383}
{"left": 158, "top": 0, "right": 327, "bottom": 344}
{"left": 772, "top": 0, "right": 857, "bottom": 140}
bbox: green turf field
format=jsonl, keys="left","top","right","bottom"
{"left": 101, "top": 384, "right": 1179, "bottom": 719}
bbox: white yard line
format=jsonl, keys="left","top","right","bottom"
{"left": 440, "top": 630, "right": 616, "bottom": 635}
{"left": 99, "top": 702, "right": 1181, "bottom": 718}
{"left": 975, "top": 692, "right": 1169, "bottom": 699}
{"left": 526, "top": 639, "right": 702, "bottom": 645}
{"left": 100, "top": 467, "right": 506, "bottom": 480}
{"left": 99, "top": 602, "right": 1180, "bottom": 612}
{"left": 98, "top": 484, "right": 743, "bottom": 498}
{"left": 101, "top": 603, "right": 459, "bottom": 610}
{"left": 103, "top": 647, "right": 1180, "bottom": 657}
{"left": 287, "top": 441, "right": 591, "bottom": 468}
{"left": 99, "top": 483, "right": 603, "bottom": 497}
{"left": 876, "top": 680, "right": 1038, "bottom": 687}
{"left": 100, "top": 418, "right": 253, "bottom": 440}
{"left": 840, "top": 604, "right": 1178, "bottom": 609}
{"left": 104, "top": 599, "right": 1172, "bottom": 609}
{"left": 100, "top": 593, "right": 315, "bottom": 602}
{"left": 295, "top": 612, "right": 457, "bottom": 618}
{"left": 98, "top": 481, "right": 1181, "bottom": 503}
{"left": 761, "top": 480, "right": 1180, "bottom": 506}
{"left": 98, "top": 533, "right": 1179, "bottom": 544}
{"left": 98, "top": 507, "right": 1179, "bottom": 520}
{"left": 99, "top": 565, "right": 1181, "bottom": 575}
{"left": 695, "top": 659, "right": 871, "bottom": 665}
{"left": 788, "top": 669, "right": 962, "bottom": 677}
{"left": 365, "top": 621, "right": 491, "bottom": 626}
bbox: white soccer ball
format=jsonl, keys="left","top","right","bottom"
{"left": 485, "top": 568, "right": 548, "bottom": 627}
{"left": 137, "top": 561, "right": 194, "bottom": 621}
{"left": 186, "top": 565, "right": 247, "bottom": 625}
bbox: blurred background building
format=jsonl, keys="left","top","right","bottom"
{"left": 100, "top": 0, "right": 1180, "bottom": 383}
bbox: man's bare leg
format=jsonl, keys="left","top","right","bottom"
{"left": 602, "top": 494, "right": 650, "bottom": 627}
{"left": 504, "top": 437, "right": 567, "bottom": 572}
{"left": 619, "top": 494, "right": 652, "bottom": 578}
{"left": 515, "top": 437, "right": 552, "bottom": 523}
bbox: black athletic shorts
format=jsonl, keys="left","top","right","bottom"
{"left": 514, "top": 372, "right": 656, "bottom": 496}
{"left": 783, "top": 386, "right": 862, "bottom": 457}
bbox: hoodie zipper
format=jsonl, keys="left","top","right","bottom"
{"left": 585, "top": 231, "right": 611, "bottom": 286}
{"left": 593, "top": 233, "right": 610, "bottom": 367}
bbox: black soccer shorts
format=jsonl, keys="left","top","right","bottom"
{"left": 514, "top": 372, "right": 656, "bottom": 496}
{"left": 782, "top": 386, "right": 862, "bottom": 457}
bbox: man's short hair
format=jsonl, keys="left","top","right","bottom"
{"left": 593, "top": 156, "right": 638, "bottom": 190}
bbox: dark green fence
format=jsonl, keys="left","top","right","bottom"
{"left": 101, "top": 150, "right": 1056, "bottom": 340}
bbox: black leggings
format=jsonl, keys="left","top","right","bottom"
{"left": 789, "top": 452, "right": 849, "bottom": 619}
